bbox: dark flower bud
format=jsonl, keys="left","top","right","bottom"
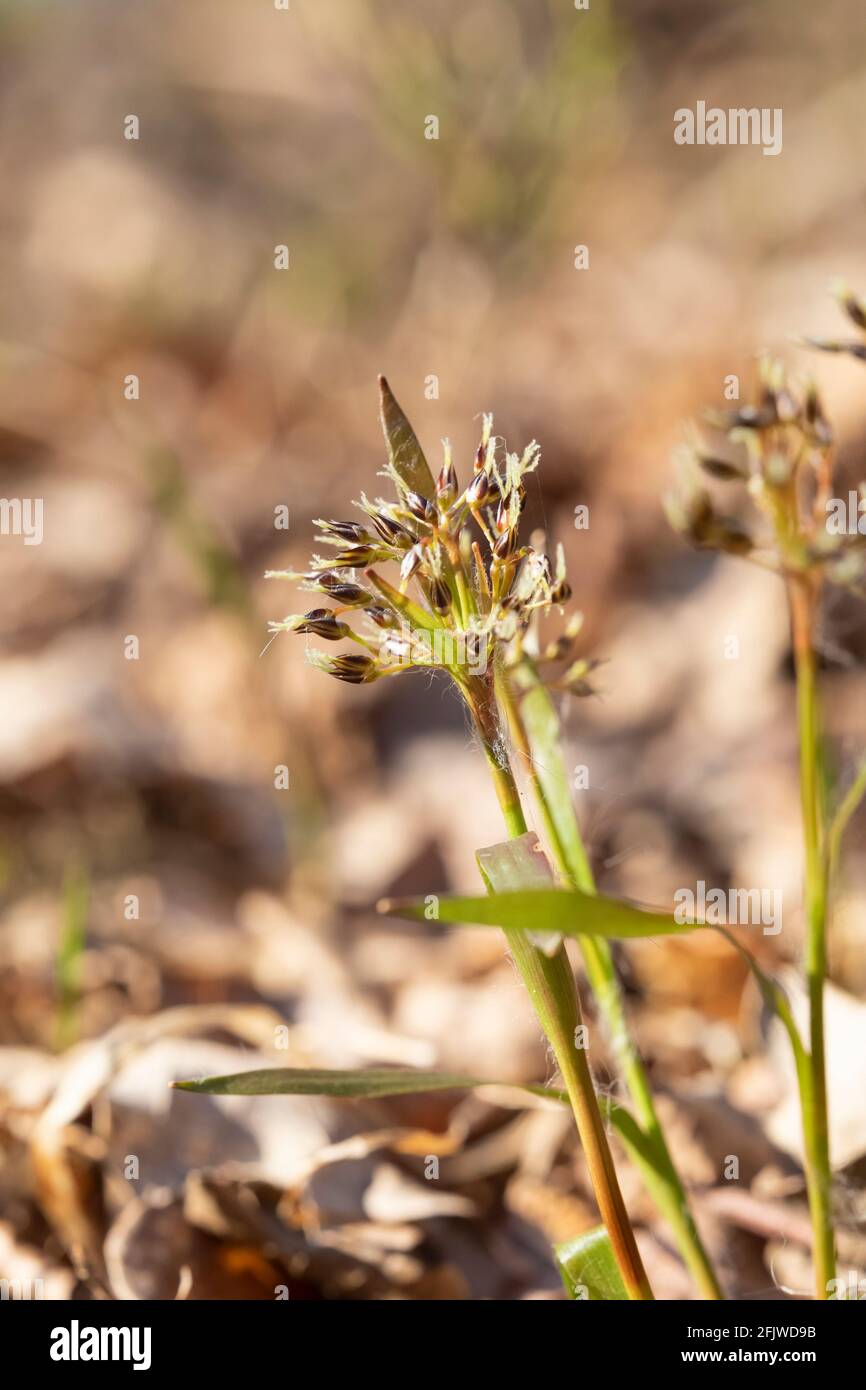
{"left": 436, "top": 461, "right": 458, "bottom": 506}
{"left": 466, "top": 471, "right": 491, "bottom": 506}
{"left": 804, "top": 386, "right": 833, "bottom": 446}
{"left": 544, "top": 634, "right": 573, "bottom": 662}
{"left": 296, "top": 608, "right": 350, "bottom": 639}
{"left": 405, "top": 490, "right": 436, "bottom": 524}
{"left": 495, "top": 497, "right": 509, "bottom": 533}
{"left": 720, "top": 402, "right": 777, "bottom": 430}
{"left": 329, "top": 545, "right": 380, "bottom": 567}
{"left": 316, "top": 573, "right": 371, "bottom": 604}
{"left": 837, "top": 285, "right": 866, "bottom": 331}
{"left": 802, "top": 336, "right": 866, "bottom": 362}
{"left": 473, "top": 443, "right": 485, "bottom": 473}
{"left": 329, "top": 653, "right": 377, "bottom": 683}
{"left": 669, "top": 487, "right": 752, "bottom": 555}
{"left": 696, "top": 454, "right": 748, "bottom": 482}
{"left": 400, "top": 545, "right": 424, "bottom": 582}
{"left": 493, "top": 527, "right": 518, "bottom": 559}
{"left": 365, "top": 605, "right": 397, "bottom": 628}
{"left": 710, "top": 518, "right": 753, "bottom": 555}
{"left": 664, "top": 488, "right": 714, "bottom": 544}
{"left": 315, "top": 519, "right": 370, "bottom": 543}
{"left": 563, "top": 660, "right": 596, "bottom": 698}
{"left": 428, "top": 577, "right": 452, "bottom": 613}
{"left": 550, "top": 579, "right": 572, "bottom": 603}
{"left": 465, "top": 632, "right": 486, "bottom": 665}
{"left": 370, "top": 511, "right": 413, "bottom": 546}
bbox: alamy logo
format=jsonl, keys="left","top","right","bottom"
{"left": 0, "top": 496, "right": 43, "bottom": 545}
{"left": 382, "top": 619, "right": 488, "bottom": 676}
{"left": 674, "top": 102, "right": 782, "bottom": 157}
{"left": 674, "top": 880, "right": 782, "bottom": 935}
{"left": 0, "top": 1277, "right": 43, "bottom": 1299}
{"left": 50, "top": 1320, "right": 152, "bottom": 1371}
{"left": 826, "top": 492, "right": 866, "bottom": 534}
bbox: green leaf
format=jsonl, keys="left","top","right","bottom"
{"left": 378, "top": 375, "right": 436, "bottom": 500}
{"left": 173, "top": 1065, "right": 567, "bottom": 1103}
{"left": 555, "top": 1227, "right": 629, "bottom": 1301}
{"left": 380, "top": 854, "right": 695, "bottom": 942}
{"left": 604, "top": 1100, "right": 697, "bottom": 1236}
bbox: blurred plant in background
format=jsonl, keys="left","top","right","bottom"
{"left": 667, "top": 290, "right": 866, "bottom": 1297}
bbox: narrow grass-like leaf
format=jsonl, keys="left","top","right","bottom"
{"left": 172, "top": 1061, "right": 660, "bottom": 1175}
{"left": 555, "top": 1226, "right": 629, "bottom": 1301}
{"left": 173, "top": 1065, "right": 567, "bottom": 1103}
{"left": 378, "top": 375, "right": 436, "bottom": 499}
{"left": 380, "top": 876, "right": 695, "bottom": 940}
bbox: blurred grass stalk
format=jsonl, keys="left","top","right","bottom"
{"left": 147, "top": 447, "right": 331, "bottom": 877}
{"left": 498, "top": 656, "right": 725, "bottom": 1300}
{"left": 663, "top": 334, "right": 865, "bottom": 1298}
{"left": 55, "top": 862, "right": 89, "bottom": 1052}
{"left": 464, "top": 675, "right": 654, "bottom": 1300}
{"left": 787, "top": 574, "right": 835, "bottom": 1298}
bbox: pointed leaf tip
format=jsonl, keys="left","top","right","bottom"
{"left": 381, "top": 880, "right": 694, "bottom": 941}
{"left": 378, "top": 375, "right": 436, "bottom": 500}
{"left": 169, "top": 1065, "right": 568, "bottom": 1103}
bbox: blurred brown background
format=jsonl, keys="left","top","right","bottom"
{"left": 2, "top": 0, "right": 866, "bottom": 1301}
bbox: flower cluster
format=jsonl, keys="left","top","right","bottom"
{"left": 666, "top": 292, "right": 866, "bottom": 595}
{"left": 268, "top": 377, "right": 592, "bottom": 695}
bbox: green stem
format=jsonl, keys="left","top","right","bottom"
{"left": 788, "top": 575, "right": 835, "bottom": 1299}
{"left": 499, "top": 660, "right": 724, "bottom": 1300}
{"left": 465, "top": 674, "right": 653, "bottom": 1301}
{"left": 364, "top": 568, "right": 444, "bottom": 632}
